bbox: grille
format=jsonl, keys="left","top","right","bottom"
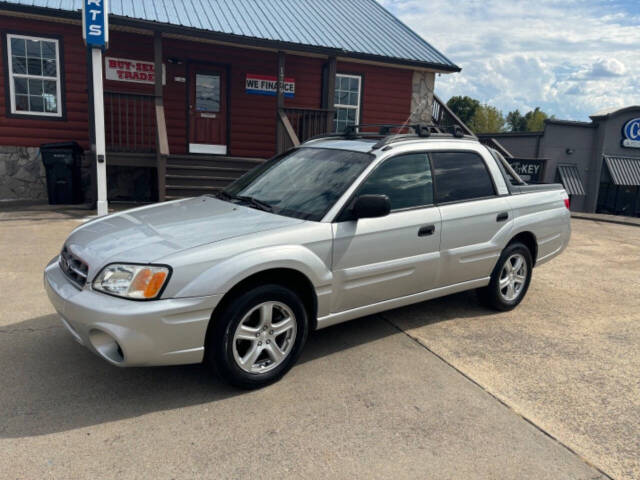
{"left": 59, "top": 245, "right": 89, "bottom": 287}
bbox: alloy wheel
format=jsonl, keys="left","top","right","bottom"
{"left": 232, "top": 301, "right": 297, "bottom": 374}
{"left": 498, "top": 253, "right": 528, "bottom": 302}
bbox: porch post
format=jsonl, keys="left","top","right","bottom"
{"left": 276, "top": 51, "right": 286, "bottom": 154}
{"left": 323, "top": 56, "right": 337, "bottom": 133}
{"left": 154, "top": 31, "right": 169, "bottom": 201}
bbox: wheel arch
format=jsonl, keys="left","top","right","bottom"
{"left": 206, "top": 267, "right": 319, "bottom": 348}
{"left": 508, "top": 231, "right": 538, "bottom": 265}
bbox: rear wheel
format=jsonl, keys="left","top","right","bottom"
{"left": 206, "top": 284, "right": 308, "bottom": 389}
{"left": 477, "top": 242, "right": 533, "bottom": 311}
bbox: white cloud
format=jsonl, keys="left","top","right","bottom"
{"left": 379, "top": 0, "right": 640, "bottom": 120}
{"left": 585, "top": 58, "right": 626, "bottom": 78}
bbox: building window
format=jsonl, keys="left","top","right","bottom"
{"left": 334, "top": 73, "right": 361, "bottom": 133}
{"left": 6, "top": 34, "right": 62, "bottom": 117}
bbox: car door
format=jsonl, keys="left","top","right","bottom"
{"left": 432, "top": 150, "right": 512, "bottom": 287}
{"left": 331, "top": 152, "right": 442, "bottom": 313}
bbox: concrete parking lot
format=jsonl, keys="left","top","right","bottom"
{"left": 1, "top": 205, "right": 638, "bottom": 479}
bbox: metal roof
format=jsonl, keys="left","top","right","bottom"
{"left": 604, "top": 156, "right": 640, "bottom": 186}
{"left": 557, "top": 164, "right": 585, "bottom": 196}
{"left": 0, "top": 0, "right": 459, "bottom": 71}
{"left": 591, "top": 105, "right": 640, "bottom": 119}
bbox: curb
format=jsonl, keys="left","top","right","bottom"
{"left": 571, "top": 213, "right": 640, "bottom": 228}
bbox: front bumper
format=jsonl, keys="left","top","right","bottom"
{"left": 44, "top": 257, "right": 223, "bottom": 367}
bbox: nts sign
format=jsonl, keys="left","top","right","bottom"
{"left": 82, "top": 0, "right": 109, "bottom": 48}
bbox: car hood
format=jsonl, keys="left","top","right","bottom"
{"left": 65, "top": 197, "right": 304, "bottom": 269}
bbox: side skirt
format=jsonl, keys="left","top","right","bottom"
{"left": 316, "top": 277, "right": 490, "bottom": 330}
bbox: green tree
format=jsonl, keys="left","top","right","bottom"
{"left": 446, "top": 96, "right": 480, "bottom": 126}
{"left": 468, "top": 104, "right": 505, "bottom": 133}
{"left": 506, "top": 109, "right": 528, "bottom": 132}
{"left": 524, "top": 107, "right": 548, "bottom": 132}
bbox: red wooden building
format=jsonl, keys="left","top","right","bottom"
{"left": 0, "top": 0, "right": 460, "bottom": 203}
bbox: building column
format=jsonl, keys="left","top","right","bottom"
{"left": 275, "top": 51, "right": 286, "bottom": 154}
{"left": 323, "top": 56, "right": 337, "bottom": 133}
{"left": 584, "top": 121, "right": 605, "bottom": 213}
{"left": 409, "top": 70, "right": 435, "bottom": 124}
{"left": 154, "top": 31, "right": 169, "bottom": 201}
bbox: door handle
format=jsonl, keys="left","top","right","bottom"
{"left": 418, "top": 225, "right": 436, "bottom": 237}
{"left": 496, "top": 212, "right": 509, "bottom": 222}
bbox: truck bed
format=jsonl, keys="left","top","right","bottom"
{"left": 510, "top": 183, "right": 566, "bottom": 195}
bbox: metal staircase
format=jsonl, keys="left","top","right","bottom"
{"left": 431, "top": 94, "right": 514, "bottom": 158}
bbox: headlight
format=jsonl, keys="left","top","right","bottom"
{"left": 93, "top": 264, "right": 171, "bottom": 300}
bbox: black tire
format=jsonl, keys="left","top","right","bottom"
{"left": 477, "top": 242, "right": 533, "bottom": 311}
{"left": 205, "top": 284, "right": 309, "bottom": 389}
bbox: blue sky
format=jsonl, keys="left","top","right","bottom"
{"left": 379, "top": 0, "right": 640, "bottom": 121}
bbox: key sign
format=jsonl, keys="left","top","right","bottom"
{"left": 82, "top": 0, "right": 109, "bottom": 48}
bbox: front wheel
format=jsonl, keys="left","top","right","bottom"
{"left": 206, "top": 284, "right": 309, "bottom": 389}
{"left": 477, "top": 242, "right": 533, "bottom": 311}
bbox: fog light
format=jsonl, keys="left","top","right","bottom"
{"left": 89, "top": 329, "right": 125, "bottom": 364}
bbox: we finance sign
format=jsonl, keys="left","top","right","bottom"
{"left": 246, "top": 74, "right": 295, "bottom": 98}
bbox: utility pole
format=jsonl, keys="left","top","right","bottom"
{"left": 82, "top": 0, "right": 109, "bottom": 216}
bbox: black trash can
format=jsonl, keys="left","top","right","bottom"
{"left": 40, "top": 142, "right": 84, "bottom": 204}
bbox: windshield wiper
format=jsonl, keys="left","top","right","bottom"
{"left": 211, "top": 191, "right": 273, "bottom": 212}
{"left": 234, "top": 195, "right": 273, "bottom": 212}
{"left": 213, "top": 191, "right": 233, "bottom": 201}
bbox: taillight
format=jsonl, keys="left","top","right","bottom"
{"left": 564, "top": 198, "right": 570, "bottom": 209}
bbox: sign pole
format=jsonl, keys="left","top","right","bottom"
{"left": 83, "top": 0, "right": 109, "bottom": 216}
{"left": 92, "top": 47, "right": 108, "bottom": 216}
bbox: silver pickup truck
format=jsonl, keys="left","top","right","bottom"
{"left": 44, "top": 127, "right": 571, "bottom": 388}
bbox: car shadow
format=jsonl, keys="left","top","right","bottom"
{"left": 0, "top": 291, "right": 492, "bottom": 438}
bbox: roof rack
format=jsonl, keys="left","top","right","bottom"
{"left": 305, "top": 123, "right": 474, "bottom": 150}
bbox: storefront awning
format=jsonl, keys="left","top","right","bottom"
{"left": 557, "top": 165, "right": 586, "bottom": 196}
{"left": 604, "top": 156, "right": 640, "bottom": 186}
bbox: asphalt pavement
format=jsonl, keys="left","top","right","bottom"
{"left": 1, "top": 205, "right": 635, "bottom": 479}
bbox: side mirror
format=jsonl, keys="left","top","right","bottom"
{"left": 352, "top": 194, "right": 391, "bottom": 219}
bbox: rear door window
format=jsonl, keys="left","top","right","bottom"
{"left": 431, "top": 151, "right": 495, "bottom": 203}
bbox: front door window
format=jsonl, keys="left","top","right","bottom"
{"left": 195, "top": 74, "right": 220, "bottom": 112}
{"left": 357, "top": 153, "right": 433, "bottom": 210}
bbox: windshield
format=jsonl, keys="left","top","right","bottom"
{"left": 223, "top": 147, "right": 373, "bottom": 221}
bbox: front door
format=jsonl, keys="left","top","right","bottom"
{"left": 189, "top": 67, "right": 227, "bottom": 154}
{"left": 331, "top": 153, "right": 442, "bottom": 313}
